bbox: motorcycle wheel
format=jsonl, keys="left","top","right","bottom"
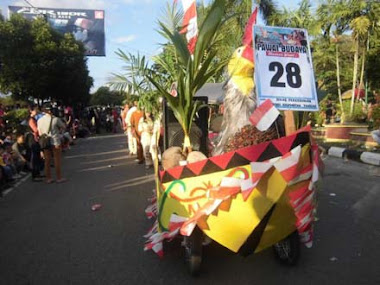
{"left": 184, "top": 227, "right": 203, "bottom": 276}
{"left": 273, "top": 231, "right": 300, "bottom": 266}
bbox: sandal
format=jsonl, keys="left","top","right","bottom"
{"left": 56, "top": 178, "right": 68, "bottom": 184}
{"left": 45, "top": 179, "right": 54, "bottom": 184}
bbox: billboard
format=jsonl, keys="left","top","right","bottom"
{"left": 8, "top": 6, "right": 105, "bottom": 56}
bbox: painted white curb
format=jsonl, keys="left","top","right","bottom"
{"left": 360, "top": 152, "right": 380, "bottom": 166}
{"left": 328, "top": 147, "right": 345, "bottom": 158}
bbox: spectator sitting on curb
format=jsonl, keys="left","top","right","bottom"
{"left": 0, "top": 145, "right": 15, "bottom": 182}
{"left": 12, "top": 133, "right": 29, "bottom": 174}
{"left": 2, "top": 143, "right": 21, "bottom": 179}
{"left": 372, "top": 126, "right": 380, "bottom": 145}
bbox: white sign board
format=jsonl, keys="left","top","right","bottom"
{"left": 254, "top": 25, "right": 319, "bottom": 111}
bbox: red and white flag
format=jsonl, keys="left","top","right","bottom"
{"left": 241, "top": 158, "right": 280, "bottom": 200}
{"left": 168, "top": 214, "right": 188, "bottom": 232}
{"left": 180, "top": 0, "right": 198, "bottom": 54}
{"left": 299, "top": 224, "right": 313, "bottom": 248}
{"left": 274, "top": 145, "right": 301, "bottom": 183}
{"left": 249, "top": 99, "right": 280, "bottom": 131}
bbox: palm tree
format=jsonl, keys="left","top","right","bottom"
{"left": 270, "top": 0, "right": 320, "bottom": 36}
{"left": 358, "top": 1, "right": 380, "bottom": 104}
{"left": 148, "top": 0, "right": 228, "bottom": 153}
{"left": 349, "top": 14, "right": 370, "bottom": 116}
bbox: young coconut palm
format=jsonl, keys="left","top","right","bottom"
{"left": 148, "top": 0, "right": 227, "bottom": 153}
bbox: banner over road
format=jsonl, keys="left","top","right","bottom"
{"left": 253, "top": 25, "right": 318, "bottom": 111}
{"left": 8, "top": 6, "right": 105, "bottom": 57}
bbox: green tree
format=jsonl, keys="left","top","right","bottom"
{"left": 349, "top": 6, "right": 370, "bottom": 115}
{"left": 0, "top": 14, "right": 92, "bottom": 106}
{"left": 269, "top": 0, "right": 320, "bottom": 36}
{"left": 317, "top": 0, "right": 353, "bottom": 114}
{"left": 90, "top": 86, "right": 125, "bottom": 106}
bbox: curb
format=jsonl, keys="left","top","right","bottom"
{"left": 326, "top": 146, "right": 380, "bottom": 166}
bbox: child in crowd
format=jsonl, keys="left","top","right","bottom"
{"left": 2, "top": 142, "right": 21, "bottom": 179}
{"left": 12, "top": 133, "right": 29, "bottom": 173}
{"left": 0, "top": 144, "right": 16, "bottom": 180}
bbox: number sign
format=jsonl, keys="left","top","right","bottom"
{"left": 253, "top": 26, "right": 319, "bottom": 111}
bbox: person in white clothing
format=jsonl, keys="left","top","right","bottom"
{"left": 138, "top": 110, "right": 154, "bottom": 169}
{"left": 150, "top": 115, "right": 162, "bottom": 165}
{"left": 125, "top": 103, "right": 137, "bottom": 156}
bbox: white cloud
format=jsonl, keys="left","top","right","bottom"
{"left": 14, "top": 0, "right": 107, "bottom": 9}
{"left": 123, "top": 0, "right": 152, "bottom": 4}
{"left": 13, "top": 0, "right": 153, "bottom": 9}
{"left": 112, "top": 35, "right": 136, "bottom": 43}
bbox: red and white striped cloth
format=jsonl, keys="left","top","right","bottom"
{"left": 249, "top": 99, "right": 280, "bottom": 131}
{"left": 273, "top": 145, "right": 302, "bottom": 183}
{"left": 288, "top": 183, "right": 316, "bottom": 248}
{"left": 181, "top": 199, "right": 223, "bottom": 236}
{"left": 241, "top": 157, "right": 279, "bottom": 201}
{"left": 145, "top": 190, "right": 158, "bottom": 219}
{"left": 180, "top": 0, "right": 198, "bottom": 54}
{"left": 145, "top": 202, "right": 158, "bottom": 219}
{"left": 144, "top": 214, "right": 188, "bottom": 257}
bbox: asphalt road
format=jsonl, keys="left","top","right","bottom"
{"left": 0, "top": 134, "right": 379, "bottom": 285}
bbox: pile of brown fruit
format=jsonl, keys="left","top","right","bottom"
{"left": 224, "top": 124, "right": 279, "bottom": 153}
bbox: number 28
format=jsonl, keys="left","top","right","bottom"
{"left": 269, "top": 62, "right": 302, "bottom": 88}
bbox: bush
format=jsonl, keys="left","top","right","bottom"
{"left": 338, "top": 100, "right": 367, "bottom": 123}
{"left": 310, "top": 97, "right": 332, "bottom": 126}
{"left": 3, "top": 108, "right": 29, "bottom": 133}
{"left": 372, "top": 105, "right": 380, "bottom": 129}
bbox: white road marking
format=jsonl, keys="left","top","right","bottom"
{"left": 2, "top": 174, "right": 31, "bottom": 197}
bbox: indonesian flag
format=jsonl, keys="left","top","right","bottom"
{"left": 180, "top": 0, "right": 198, "bottom": 54}
{"left": 168, "top": 214, "right": 188, "bottom": 232}
{"left": 299, "top": 224, "right": 313, "bottom": 248}
{"left": 180, "top": 199, "right": 223, "bottom": 236}
{"left": 274, "top": 145, "right": 302, "bottom": 183}
{"left": 241, "top": 157, "right": 280, "bottom": 201}
{"left": 249, "top": 99, "right": 280, "bottom": 131}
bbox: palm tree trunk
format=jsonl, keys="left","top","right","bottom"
{"left": 335, "top": 42, "right": 343, "bottom": 115}
{"left": 350, "top": 38, "right": 359, "bottom": 116}
{"left": 183, "top": 133, "right": 192, "bottom": 154}
{"left": 358, "top": 39, "right": 366, "bottom": 102}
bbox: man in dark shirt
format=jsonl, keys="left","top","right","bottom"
{"left": 28, "top": 106, "right": 43, "bottom": 181}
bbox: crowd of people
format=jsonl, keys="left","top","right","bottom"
{"left": 0, "top": 103, "right": 76, "bottom": 197}
{"left": 0, "top": 99, "right": 162, "bottom": 197}
{"left": 121, "top": 101, "right": 161, "bottom": 170}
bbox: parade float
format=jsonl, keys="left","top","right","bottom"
{"left": 144, "top": 0, "right": 322, "bottom": 275}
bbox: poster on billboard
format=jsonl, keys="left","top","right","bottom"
{"left": 253, "top": 25, "right": 318, "bottom": 111}
{"left": 8, "top": 6, "right": 105, "bottom": 57}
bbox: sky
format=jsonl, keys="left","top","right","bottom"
{"left": 0, "top": 0, "right": 301, "bottom": 92}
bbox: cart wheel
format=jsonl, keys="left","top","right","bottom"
{"left": 273, "top": 231, "right": 300, "bottom": 266}
{"left": 184, "top": 227, "right": 203, "bottom": 276}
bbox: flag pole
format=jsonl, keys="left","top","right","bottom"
{"left": 284, "top": 110, "right": 296, "bottom": 136}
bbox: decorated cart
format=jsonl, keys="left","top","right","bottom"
{"left": 145, "top": 125, "right": 322, "bottom": 274}
{"left": 143, "top": 0, "right": 322, "bottom": 275}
